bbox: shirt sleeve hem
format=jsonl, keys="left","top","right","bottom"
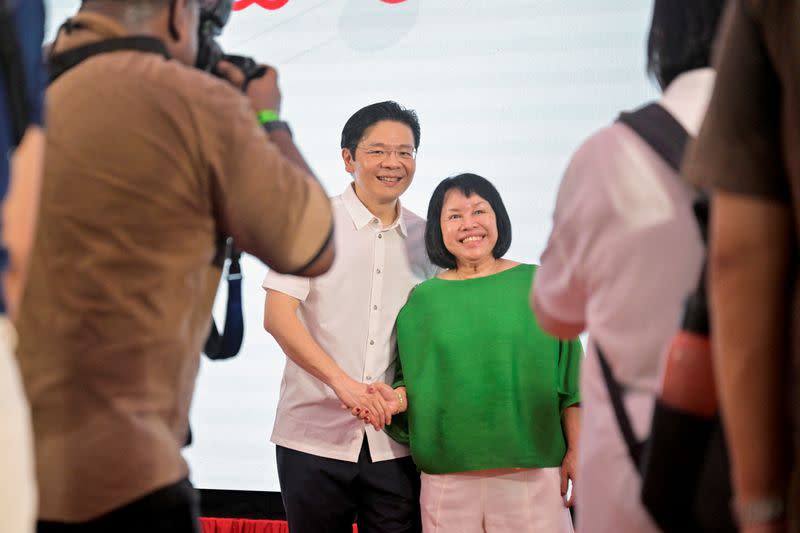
{"left": 559, "top": 397, "right": 581, "bottom": 416}
{"left": 533, "top": 290, "right": 586, "bottom": 339}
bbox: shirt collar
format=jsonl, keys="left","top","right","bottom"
{"left": 53, "top": 12, "right": 131, "bottom": 54}
{"left": 659, "top": 67, "right": 715, "bottom": 136}
{"left": 341, "top": 183, "right": 408, "bottom": 238}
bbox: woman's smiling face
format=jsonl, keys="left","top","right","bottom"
{"left": 440, "top": 188, "right": 498, "bottom": 266}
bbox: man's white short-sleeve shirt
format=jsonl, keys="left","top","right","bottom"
{"left": 264, "top": 183, "right": 437, "bottom": 462}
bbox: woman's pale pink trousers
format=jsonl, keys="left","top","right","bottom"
{"left": 420, "top": 467, "right": 574, "bottom": 533}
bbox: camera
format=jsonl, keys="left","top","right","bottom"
{"left": 196, "top": 0, "right": 267, "bottom": 84}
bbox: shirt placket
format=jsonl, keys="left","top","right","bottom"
{"left": 364, "top": 221, "right": 386, "bottom": 385}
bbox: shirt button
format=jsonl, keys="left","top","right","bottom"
{"left": 369, "top": 340, "right": 375, "bottom": 345}
{"left": 373, "top": 305, "right": 378, "bottom": 310}
{"left": 378, "top": 234, "right": 383, "bottom": 239}
{"left": 376, "top": 268, "right": 381, "bottom": 274}
{"left": 366, "top": 375, "right": 372, "bottom": 381}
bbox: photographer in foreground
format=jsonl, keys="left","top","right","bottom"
{"left": 17, "top": 1, "right": 334, "bottom": 531}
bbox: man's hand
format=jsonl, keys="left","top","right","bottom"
{"left": 560, "top": 447, "right": 577, "bottom": 507}
{"left": 332, "top": 376, "right": 391, "bottom": 431}
{"left": 215, "top": 60, "right": 281, "bottom": 114}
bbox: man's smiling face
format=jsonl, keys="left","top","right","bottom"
{"left": 343, "top": 120, "right": 416, "bottom": 206}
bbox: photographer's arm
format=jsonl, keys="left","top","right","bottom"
{"left": 3, "top": 126, "right": 45, "bottom": 321}
{"left": 266, "top": 128, "right": 314, "bottom": 177}
{"left": 216, "top": 61, "right": 316, "bottom": 177}
{"left": 264, "top": 289, "right": 392, "bottom": 429}
{"left": 206, "top": 64, "right": 334, "bottom": 276}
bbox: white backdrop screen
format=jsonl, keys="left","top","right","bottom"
{"left": 45, "top": 0, "right": 657, "bottom": 491}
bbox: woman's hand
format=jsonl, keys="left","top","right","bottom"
{"left": 350, "top": 383, "right": 407, "bottom": 430}
{"left": 560, "top": 447, "right": 577, "bottom": 507}
{"left": 560, "top": 405, "right": 580, "bottom": 507}
{"left": 332, "top": 376, "right": 391, "bottom": 430}
{"left": 370, "top": 384, "right": 407, "bottom": 415}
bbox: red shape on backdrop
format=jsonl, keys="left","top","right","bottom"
{"left": 232, "top": 0, "right": 405, "bottom": 11}
{"left": 232, "top": 0, "right": 290, "bottom": 11}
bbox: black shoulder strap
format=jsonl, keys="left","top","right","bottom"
{"left": 598, "top": 103, "right": 693, "bottom": 474}
{"left": 617, "top": 102, "right": 690, "bottom": 173}
{"left": 595, "top": 342, "right": 646, "bottom": 472}
{"left": 49, "top": 35, "right": 170, "bottom": 84}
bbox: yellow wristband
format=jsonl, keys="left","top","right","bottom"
{"left": 257, "top": 109, "right": 279, "bottom": 124}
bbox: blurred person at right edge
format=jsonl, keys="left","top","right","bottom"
{"left": 0, "top": 0, "right": 46, "bottom": 532}
{"left": 531, "top": 1, "right": 726, "bottom": 532}
{"left": 683, "top": 1, "right": 800, "bottom": 531}
{"left": 15, "top": 0, "right": 334, "bottom": 531}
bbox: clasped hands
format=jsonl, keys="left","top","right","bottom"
{"left": 334, "top": 378, "right": 405, "bottom": 431}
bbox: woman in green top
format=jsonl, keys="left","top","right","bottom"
{"left": 357, "top": 174, "right": 582, "bottom": 532}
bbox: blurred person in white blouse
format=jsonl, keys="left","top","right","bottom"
{"left": 531, "top": 1, "right": 727, "bottom": 532}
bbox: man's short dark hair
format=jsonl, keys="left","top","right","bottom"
{"left": 340, "top": 101, "right": 420, "bottom": 161}
{"left": 425, "top": 173, "right": 512, "bottom": 270}
{"left": 646, "top": 0, "right": 726, "bottom": 90}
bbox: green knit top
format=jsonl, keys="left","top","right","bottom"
{"left": 387, "top": 263, "right": 582, "bottom": 474}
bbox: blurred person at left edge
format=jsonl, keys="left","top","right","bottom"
{"left": 0, "top": 0, "right": 46, "bottom": 532}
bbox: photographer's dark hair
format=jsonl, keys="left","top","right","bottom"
{"left": 80, "top": 0, "right": 171, "bottom": 6}
{"left": 646, "top": 0, "right": 726, "bottom": 90}
{"left": 425, "top": 173, "right": 512, "bottom": 270}
{"left": 340, "top": 101, "right": 420, "bottom": 160}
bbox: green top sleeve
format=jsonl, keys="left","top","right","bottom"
{"left": 392, "top": 350, "right": 405, "bottom": 389}
{"left": 557, "top": 338, "right": 583, "bottom": 414}
{"left": 385, "top": 352, "right": 410, "bottom": 444}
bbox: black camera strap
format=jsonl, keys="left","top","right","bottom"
{"left": 49, "top": 35, "right": 170, "bottom": 84}
{"left": 203, "top": 245, "right": 244, "bottom": 360}
{"left": 595, "top": 102, "right": 692, "bottom": 473}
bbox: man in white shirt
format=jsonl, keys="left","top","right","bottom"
{"left": 263, "top": 101, "right": 436, "bottom": 533}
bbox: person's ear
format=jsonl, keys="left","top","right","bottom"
{"left": 342, "top": 148, "right": 355, "bottom": 174}
{"left": 168, "top": 0, "right": 192, "bottom": 42}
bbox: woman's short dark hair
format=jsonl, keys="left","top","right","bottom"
{"left": 646, "top": 0, "right": 727, "bottom": 90}
{"left": 340, "top": 101, "right": 420, "bottom": 160}
{"left": 425, "top": 173, "right": 512, "bottom": 270}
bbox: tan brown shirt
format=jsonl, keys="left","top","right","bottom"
{"left": 683, "top": 0, "right": 800, "bottom": 527}
{"left": 16, "top": 13, "right": 332, "bottom": 521}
